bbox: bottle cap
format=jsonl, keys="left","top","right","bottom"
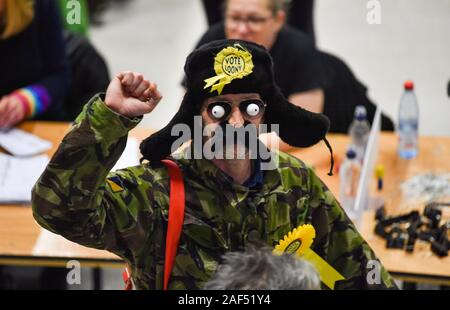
{"left": 354, "top": 105, "right": 367, "bottom": 120}
{"left": 404, "top": 80, "right": 414, "bottom": 90}
{"left": 375, "top": 164, "right": 385, "bottom": 178}
{"left": 346, "top": 148, "right": 357, "bottom": 159}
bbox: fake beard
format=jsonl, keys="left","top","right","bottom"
{"left": 202, "top": 121, "right": 259, "bottom": 160}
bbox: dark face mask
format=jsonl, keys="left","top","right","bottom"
{"left": 198, "top": 119, "right": 261, "bottom": 159}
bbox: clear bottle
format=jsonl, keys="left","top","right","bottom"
{"left": 339, "top": 148, "right": 362, "bottom": 222}
{"left": 348, "top": 105, "right": 371, "bottom": 164}
{"left": 398, "top": 80, "right": 419, "bottom": 159}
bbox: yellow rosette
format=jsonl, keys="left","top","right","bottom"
{"left": 203, "top": 43, "right": 254, "bottom": 95}
{"left": 273, "top": 224, "right": 345, "bottom": 290}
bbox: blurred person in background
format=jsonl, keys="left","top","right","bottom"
{"left": 0, "top": 0, "right": 70, "bottom": 128}
{"left": 189, "top": 0, "right": 325, "bottom": 151}
{"left": 190, "top": 0, "right": 326, "bottom": 116}
{"left": 204, "top": 249, "right": 321, "bottom": 290}
{"left": 201, "top": 0, "right": 316, "bottom": 44}
{"left": 192, "top": 0, "right": 393, "bottom": 135}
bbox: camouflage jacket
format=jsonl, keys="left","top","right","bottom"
{"left": 32, "top": 95, "right": 397, "bottom": 290}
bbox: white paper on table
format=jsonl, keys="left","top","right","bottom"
{"left": 33, "top": 228, "right": 81, "bottom": 257}
{"left": 0, "top": 128, "right": 52, "bottom": 157}
{"left": 0, "top": 153, "right": 49, "bottom": 204}
{"left": 112, "top": 138, "right": 140, "bottom": 171}
{"left": 32, "top": 228, "right": 119, "bottom": 260}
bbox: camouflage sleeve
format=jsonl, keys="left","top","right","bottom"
{"left": 307, "top": 169, "right": 398, "bottom": 290}
{"left": 31, "top": 94, "right": 166, "bottom": 260}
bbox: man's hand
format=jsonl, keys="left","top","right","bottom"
{"left": 0, "top": 95, "right": 27, "bottom": 129}
{"left": 105, "top": 72, "right": 163, "bottom": 118}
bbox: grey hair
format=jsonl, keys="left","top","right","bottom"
{"left": 224, "top": 0, "right": 291, "bottom": 15}
{"left": 204, "top": 248, "right": 321, "bottom": 290}
{"left": 266, "top": 0, "right": 291, "bottom": 14}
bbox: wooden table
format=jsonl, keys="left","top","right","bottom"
{"left": 289, "top": 134, "right": 450, "bottom": 285}
{"left": 1, "top": 122, "right": 449, "bottom": 285}
{"left": 0, "top": 122, "right": 151, "bottom": 269}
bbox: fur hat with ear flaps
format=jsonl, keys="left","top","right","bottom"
{"left": 140, "top": 39, "right": 334, "bottom": 174}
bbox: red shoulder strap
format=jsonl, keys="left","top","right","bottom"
{"left": 161, "top": 159, "right": 185, "bottom": 290}
{"left": 122, "top": 159, "right": 185, "bottom": 291}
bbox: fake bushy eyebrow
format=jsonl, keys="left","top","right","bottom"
{"left": 207, "top": 96, "right": 261, "bottom": 103}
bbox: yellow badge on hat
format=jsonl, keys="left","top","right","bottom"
{"left": 204, "top": 43, "right": 254, "bottom": 95}
{"left": 273, "top": 224, "right": 345, "bottom": 290}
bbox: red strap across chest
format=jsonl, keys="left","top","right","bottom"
{"left": 161, "top": 159, "right": 185, "bottom": 290}
{"left": 123, "top": 159, "right": 185, "bottom": 290}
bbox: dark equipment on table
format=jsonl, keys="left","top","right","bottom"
{"left": 374, "top": 202, "right": 450, "bottom": 257}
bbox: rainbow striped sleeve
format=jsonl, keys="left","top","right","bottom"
{"left": 12, "top": 85, "right": 51, "bottom": 119}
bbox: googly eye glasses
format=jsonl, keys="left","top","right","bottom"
{"left": 206, "top": 99, "right": 267, "bottom": 122}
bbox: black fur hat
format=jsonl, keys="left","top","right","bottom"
{"left": 140, "top": 39, "right": 333, "bottom": 172}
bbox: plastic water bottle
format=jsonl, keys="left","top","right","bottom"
{"left": 398, "top": 80, "right": 419, "bottom": 159}
{"left": 348, "top": 106, "right": 371, "bottom": 163}
{"left": 339, "top": 148, "right": 362, "bottom": 222}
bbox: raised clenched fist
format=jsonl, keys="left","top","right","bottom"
{"left": 105, "top": 71, "right": 163, "bottom": 118}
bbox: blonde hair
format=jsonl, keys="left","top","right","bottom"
{"left": 1, "top": 0, "right": 34, "bottom": 39}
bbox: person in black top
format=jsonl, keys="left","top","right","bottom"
{"left": 287, "top": 0, "right": 315, "bottom": 45}
{"left": 201, "top": 0, "right": 224, "bottom": 27}
{"left": 191, "top": 0, "right": 394, "bottom": 133}
{"left": 201, "top": 0, "right": 316, "bottom": 44}
{"left": 190, "top": 0, "right": 326, "bottom": 115}
{"left": 0, "top": 0, "right": 70, "bottom": 128}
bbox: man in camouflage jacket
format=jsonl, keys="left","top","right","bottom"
{"left": 32, "top": 40, "right": 397, "bottom": 290}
